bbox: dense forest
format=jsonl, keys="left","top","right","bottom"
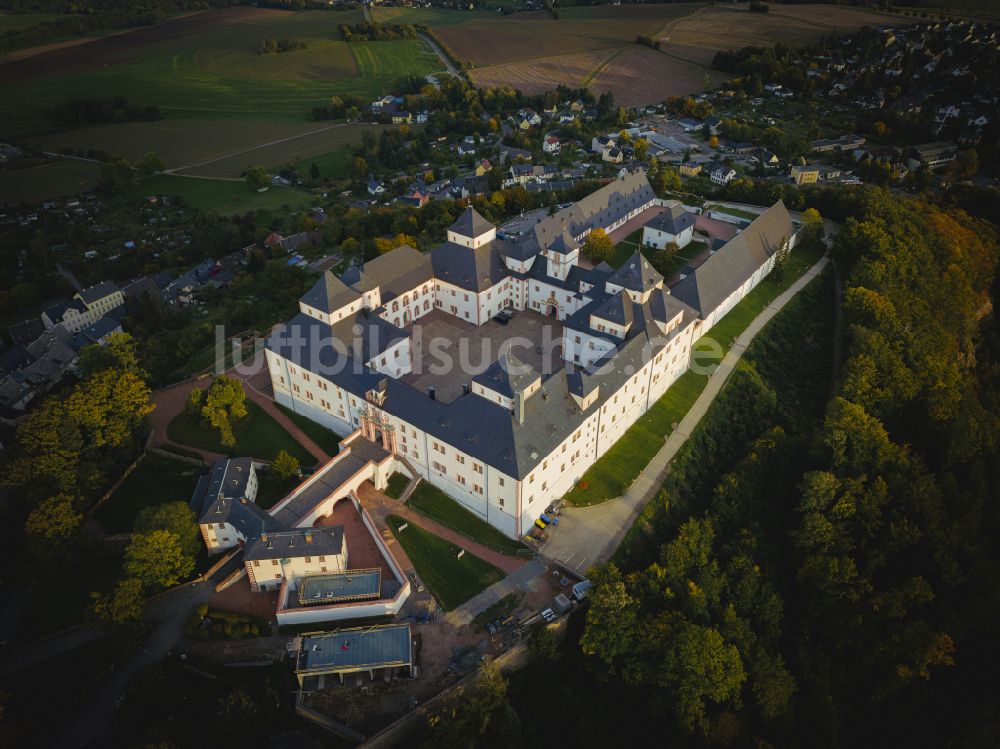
{"left": 428, "top": 187, "right": 1000, "bottom": 748}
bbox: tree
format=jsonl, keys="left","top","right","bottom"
{"left": 78, "top": 332, "right": 146, "bottom": 379}
{"left": 272, "top": 450, "right": 300, "bottom": 480}
{"left": 185, "top": 387, "right": 204, "bottom": 417}
{"left": 90, "top": 577, "right": 146, "bottom": 629}
{"left": 528, "top": 624, "right": 560, "bottom": 665}
{"left": 581, "top": 228, "right": 614, "bottom": 264}
{"left": 309, "top": 162, "right": 320, "bottom": 180}
{"left": 24, "top": 493, "right": 84, "bottom": 568}
{"left": 245, "top": 165, "right": 270, "bottom": 191}
{"left": 136, "top": 151, "right": 165, "bottom": 177}
{"left": 134, "top": 501, "right": 200, "bottom": 560}
{"left": 2, "top": 397, "right": 82, "bottom": 496}
{"left": 65, "top": 368, "right": 154, "bottom": 449}
{"left": 125, "top": 530, "right": 195, "bottom": 590}
{"left": 709, "top": 135, "right": 720, "bottom": 149}
{"left": 650, "top": 243, "right": 678, "bottom": 276}
{"left": 201, "top": 375, "right": 247, "bottom": 448}
{"left": 770, "top": 236, "right": 791, "bottom": 282}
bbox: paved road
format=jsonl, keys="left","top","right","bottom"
{"left": 444, "top": 558, "right": 547, "bottom": 627}
{"left": 419, "top": 32, "right": 460, "bottom": 77}
{"left": 50, "top": 553, "right": 243, "bottom": 749}
{"left": 0, "top": 623, "right": 103, "bottom": 676}
{"left": 540, "top": 255, "right": 831, "bottom": 574}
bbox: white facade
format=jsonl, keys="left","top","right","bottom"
{"left": 642, "top": 223, "right": 694, "bottom": 250}
{"left": 265, "top": 187, "right": 798, "bottom": 539}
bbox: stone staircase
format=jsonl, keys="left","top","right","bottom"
{"left": 395, "top": 455, "right": 423, "bottom": 503}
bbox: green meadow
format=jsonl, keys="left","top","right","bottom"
{"left": 0, "top": 9, "right": 442, "bottom": 135}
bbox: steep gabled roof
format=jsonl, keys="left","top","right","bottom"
{"left": 76, "top": 280, "right": 120, "bottom": 305}
{"left": 671, "top": 200, "right": 793, "bottom": 318}
{"left": 607, "top": 251, "right": 663, "bottom": 294}
{"left": 644, "top": 202, "right": 696, "bottom": 236}
{"left": 548, "top": 230, "right": 579, "bottom": 255}
{"left": 431, "top": 242, "right": 507, "bottom": 293}
{"left": 343, "top": 245, "right": 434, "bottom": 302}
{"left": 302, "top": 271, "right": 362, "bottom": 313}
{"left": 590, "top": 291, "right": 633, "bottom": 327}
{"left": 449, "top": 206, "right": 494, "bottom": 239}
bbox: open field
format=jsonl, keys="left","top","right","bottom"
{"left": 418, "top": 3, "right": 902, "bottom": 106}
{"left": 433, "top": 5, "right": 697, "bottom": 67}
{"left": 662, "top": 5, "right": 901, "bottom": 52}
{"left": 350, "top": 39, "right": 439, "bottom": 78}
{"left": 122, "top": 174, "right": 314, "bottom": 215}
{"left": 0, "top": 158, "right": 101, "bottom": 206}
{"left": 469, "top": 48, "right": 616, "bottom": 97}
{"left": 0, "top": 6, "right": 443, "bottom": 134}
{"left": 29, "top": 119, "right": 383, "bottom": 178}
{"left": 589, "top": 44, "right": 727, "bottom": 107}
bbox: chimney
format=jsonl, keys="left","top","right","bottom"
{"left": 514, "top": 390, "right": 526, "bottom": 424}
{"left": 428, "top": 386, "right": 436, "bottom": 401}
{"left": 462, "top": 382, "right": 470, "bottom": 395}
{"left": 261, "top": 533, "right": 268, "bottom": 543}
{"left": 305, "top": 532, "right": 313, "bottom": 543}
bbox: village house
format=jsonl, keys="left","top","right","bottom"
{"left": 641, "top": 202, "right": 696, "bottom": 249}
{"left": 707, "top": 162, "right": 738, "bottom": 185}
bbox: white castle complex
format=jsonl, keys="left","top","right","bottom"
{"left": 258, "top": 170, "right": 799, "bottom": 541}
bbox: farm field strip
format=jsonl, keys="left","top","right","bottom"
{"left": 0, "top": 158, "right": 102, "bottom": 206}
{"left": 28, "top": 119, "right": 383, "bottom": 178}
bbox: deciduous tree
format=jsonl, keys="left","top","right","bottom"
{"left": 125, "top": 529, "right": 195, "bottom": 590}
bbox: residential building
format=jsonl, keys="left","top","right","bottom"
{"left": 906, "top": 141, "right": 958, "bottom": 170}
{"left": 641, "top": 202, "right": 696, "bottom": 249}
{"left": 790, "top": 165, "right": 819, "bottom": 185}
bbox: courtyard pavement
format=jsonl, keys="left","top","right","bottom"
{"left": 540, "top": 255, "right": 830, "bottom": 575}
{"left": 401, "top": 308, "right": 564, "bottom": 403}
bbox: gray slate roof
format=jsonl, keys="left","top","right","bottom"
{"left": 431, "top": 241, "right": 507, "bottom": 293}
{"left": 244, "top": 526, "right": 345, "bottom": 562}
{"left": 197, "top": 458, "right": 279, "bottom": 540}
{"left": 607, "top": 251, "right": 663, "bottom": 294}
{"left": 472, "top": 352, "right": 539, "bottom": 398}
{"left": 644, "top": 202, "right": 696, "bottom": 236}
{"left": 302, "top": 272, "right": 362, "bottom": 313}
{"left": 342, "top": 245, "right": 434, "bottom": 303}
{"left": 449, "top": 206, "right": 494, "bottom": 239}
{"left": 76, "top": 280, "right": 120, "bottom": 306}
{"left": 671, "top": 200, "right": 793, "bottom": 317}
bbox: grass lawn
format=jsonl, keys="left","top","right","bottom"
{"left": 122, "top": 175, "right": 315, "bottom": 216}
{"left": 254, "top": 470, "right": 298, "bottom": 510}
{"left": 384, "top": 472, "right": 409, "bottom": 500}
{"left": 166, "top": 400, "right": 315, "bottom": 465}
{"left": 93, "top": 453, "right": 205, "bottom": 533}
{"left": 609, "top": 228, "right": 707, "bottom": 278}
{"left": 273, "top": 402, "right": 342, "bottom": 456}
{"left": 406, "top": 482, "right": 527, "bottom": 556}
{"left": 387, "top": 514, "right": 504, "bottom": 611}
{"left": 564, "top": 241, "right": 826, "bottom": 506}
